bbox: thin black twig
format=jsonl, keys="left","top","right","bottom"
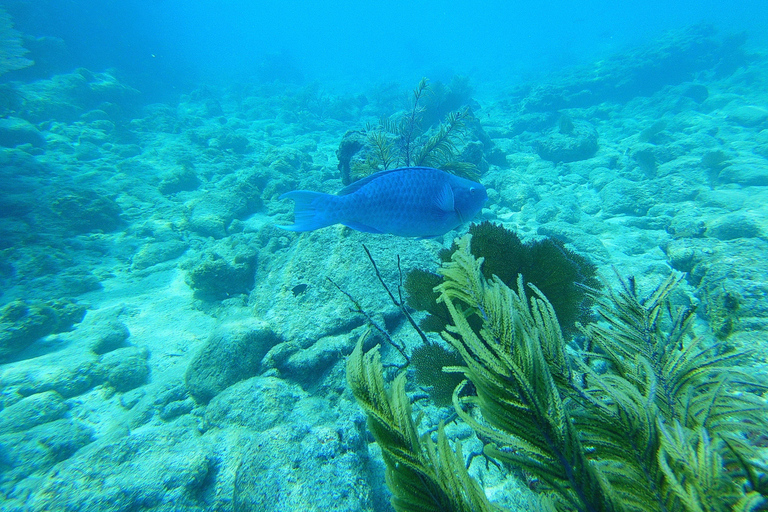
{"left": 327, "top": 276, "right": 409, "bottom": 361}
{"left": 362, "top": 244, "right": 432, "bottom": 347}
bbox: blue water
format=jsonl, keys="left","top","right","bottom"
{"left": 9, "top": 0, "right": 768, "bottom": 92}
{"left": 2, "top": 1, "right": 768, "bottom": 511}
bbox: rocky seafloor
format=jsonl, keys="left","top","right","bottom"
{"left": 1, "top": 25, "right": 767, "bottom": 511}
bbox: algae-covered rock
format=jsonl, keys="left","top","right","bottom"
{"left": 726, "top": 105, "right": 768, "bottom": 128}
{"left": 666, "top": 237, "right": 768, "bottom": 344}
{"left": 18, "top": 419, "right": 216, "bottom": 512}
{"left": 216, "top": 131, "right": 251, "bottom": 154}
{"left": 18, "top": 68, "right": 140, "bottom": 123}
{"left": 185, "top": 252, "right": 256, "bottom": 300}
{"left": 131, "top": 240, "right": 188, "bottom": 270}
{"left": 202, "top": 375, "right": 302, "bottom": 430}
{"left": 187, "top": 178, "right": 261, "bottom": 238}
{"left": 706, "top": 213, "right": 761, "bottom": 240}
{"left": 98, "top": 346, "right": 150, "bottom": 392}
{"left": 536, "top": 120, "right": 598, "bottom": 162}
{"left": 278, "top": 333, "right": 354, "bottom": 388}
{"left": 157, "top": 166, "right": 200, "bottom": 195}
{"left": 336, "top": 129, "right": 366, "bottom": 185}
{"left": 718, "top": 158, "right": 768, "bottom": 186}
{"left": 232, "top": 408, "right": 373, "bottom": 512}
{"left": 73, "top": 141, "right": 102, "bottom": 161}
{"left": 0, "top": 117, "right": 46, "bottom": 148}
{"left": 0, "top": 391, "right": 68, "bottom": 435}
{"left": 0, "top": 419, "right": 94, "bottom": 494}
{"left": 185, "top": 319, "right": 279, "bottom": 403}
{"left": 599, "top": 178, "right": 652, "bottom": 216}
{"left": 8, "top": 355, "right": 101, "bottom": 399}
{"left": 50, "top": 189, "right": 123, "bottom": 234}
{"left": 681, "top": 83, "right": 709, "bottom": 103}
{"left": 188, "top": 194, "right": 246, "bottom": 238}
{"left": 88, "top": 320, "right": 131, "bottom": 355}
{"left": 0, "top": 299, "right": 86, "bottom": 361}
{"left": 515, "top": 25, "right": 747, "bottom": 113}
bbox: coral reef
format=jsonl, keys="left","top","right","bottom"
{"left": 2, "top": 19, "right": 768, "bottom": 511}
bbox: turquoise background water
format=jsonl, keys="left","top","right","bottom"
{"left": 9, "top": 1, "right": 768, "bottom": 89}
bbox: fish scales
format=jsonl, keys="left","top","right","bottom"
{"left": 279, "top": 166, "right": 487, "bottom": 237}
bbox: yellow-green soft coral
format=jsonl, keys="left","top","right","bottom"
{"left": 348, "top": 234, "right": 768, "bottom": 512}
{"left": 347, "top": 334, "right": 503, "bottom": 512}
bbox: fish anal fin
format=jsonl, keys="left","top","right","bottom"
{"left": 342, "top": 221, "right": 384, "bottom": 234}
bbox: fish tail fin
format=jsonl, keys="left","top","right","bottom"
{"left": 278, "top": 191, "right": 337, "bottom": 232}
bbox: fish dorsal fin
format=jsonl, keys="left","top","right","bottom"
{"left": 337, "top": 167, "right": 434, "bottom": 196}
{"left": 435, "top": 182, "right": 455, "bottom": 212}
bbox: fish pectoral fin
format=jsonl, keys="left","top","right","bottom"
{"left": 434, "top": 183, "right": 455, "bottom": 212}
{"left": 342, "top": 221, "right": 384, "bottom": 234}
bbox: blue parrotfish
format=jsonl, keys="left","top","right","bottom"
{"left": 279, "top": 166, "right": 488, "bottom": 237}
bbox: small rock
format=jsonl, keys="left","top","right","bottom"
{"left": 0, "top": 117, "right": 46, "bottom": 148}
{"left": 537, "top": 120, "right": 598, "bottom": 163}
{"left": 114, "top": 144, "right": 142, "bottom": 158}
{"left": 0, "top": 419, "right": 94, "bottom": 488}
{"left": 187, "top": 184, "right": 258, "bottom": 238}
{"left": 98, "top": 346, "right": 150, "bottom": 392}
{"left": 159, "top": 398, "right": 195, "bottom": 421}
{"left": 74, "top": 141, "right": 102, "bottom": 161}
{"left": 727, "top": 105, "right": 768, "bottom": 127}
{"left": 280, "top": 333, "right": 353, "bottom": 387}
{"left": 681, "top": 83, "right": 708, "bottom": 103}
{"left": 185, "top": 252, "right": 256, "bottom": 301}
{"left": 0, "top": 391, "right": 68, "bottom": 434}
{"left": 718, "top": 159, "right": 768, "bottom": 186}
{"left": 0, "top": 299, "right": 86, "bottom": 361}
{"left": 599, "top": 178, "right": 652, "bottom": 216}
{"left": 588, "top": 166, "right": 615, "bottom": 191}
{"left": 707, "top": 214, "right": 761, "bottom": 240}
{"left": 663, "top": 240, "right": 698, "bottom": 273}
{"left": 50, "top": 189, "right": 123, "bottom": 233}
{"left": 203, "top": 376, "right": 303, "bottom": 431}
{"left": 120, "top": 388, "right": 146, "bottom": 410}
{"left": 185, "top": 318, "right": 279, "bottom": 403}
{"left": 158, "top": 166, "right": 200, "bottom": 195}
{"left": 131, "top": 240, "right": 188, "bottom": 270}
{"left": 14, "top": 358, "right": 102, "bottom": 398}
{"left": 89, "top": 320, "right": 131, "bottom": 355}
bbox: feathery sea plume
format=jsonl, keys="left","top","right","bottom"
{"left": 348, "top": 233, "right": 768, "bottom": 511}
